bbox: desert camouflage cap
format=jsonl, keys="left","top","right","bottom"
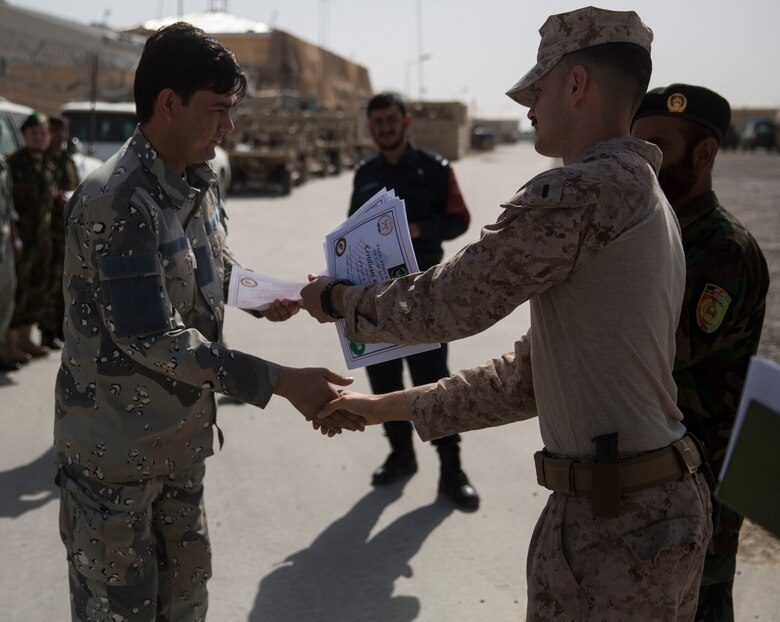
{"left": 506, "top": 6, "right": 653, "bottom": 107}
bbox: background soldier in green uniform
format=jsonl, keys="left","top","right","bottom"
{"left": 0, "top": 129, "right": 29, "bottom": 370}
{"left": 632, "top": 84, "right": 770, "bottom": 622}
{"left": 6, "top": 111, "right": 58, "bottom": 358}
{"left": 40, "top": 115, "right": 79, "bottom": 349}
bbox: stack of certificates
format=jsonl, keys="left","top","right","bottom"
{"left": 227, "top": 187, "right": 439, "bottom": 368}
{"left": 323, "top": 187, "right": 439, "bottom": 369}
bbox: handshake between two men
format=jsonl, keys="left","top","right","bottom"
{"left": 264, "top": 274, "right": 411, "bottom": 438}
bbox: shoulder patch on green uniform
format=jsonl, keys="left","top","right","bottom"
{"left": 696, "top": 283, "right": 732, "bottom": 334}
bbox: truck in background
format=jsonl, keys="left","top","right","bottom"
{"left": 59, "top": 101, "right": 232, "bottom": 194}
{"left": 222, "top": 93, "right": 373, "bottom": 194}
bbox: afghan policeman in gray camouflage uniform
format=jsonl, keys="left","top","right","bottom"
{"left": 55, "top": 22, "right": 360, "bottom": 622}
{"left": 633, "top": 84, "right": 769, "bottom": 622}
{"left": 304, "top": 7, "right": 712, "bottom": 620}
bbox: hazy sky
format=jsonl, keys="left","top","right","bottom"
{"left": 9, "top": 0, "right": 780, "bottom": 126}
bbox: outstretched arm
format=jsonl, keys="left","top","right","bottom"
{"left": 320, "top": 335, "right": 537, "bottom": 441}
{"left": 318, "top": 389, "right": 411, "bottom": 428}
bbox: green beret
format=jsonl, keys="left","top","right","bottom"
{"left": 633, "top": 84, "right": 731, "bottom": 143}
{"left": 20, "top": 111, "right": 48, "bottom": 132}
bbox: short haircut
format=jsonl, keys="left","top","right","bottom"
{"left": 48, "top": 115, "right": 67, "bottom": 130}
{"left": 367, "top": 92, "right": 407, "bottom": 118}
{"left": 134, "top": 22, "right": 247, "bottom": 123}
{"left": 560, "top": 42, "right": 652, "bottom": 116}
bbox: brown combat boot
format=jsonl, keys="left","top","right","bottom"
{"left": 12, "top": 325, "right": 50, "bottom": 358}
{"left": 0, "top": 336, "right": 32, "bottom": 365}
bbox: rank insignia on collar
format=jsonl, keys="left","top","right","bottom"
{"left": 532, "top": 178, "right": 563, "bottom": 202}
{"left": 667, "top": 93, "right": 688, "bottom": 113}
{"left": 696, "top": 283, "right": 731, "bottom": 333}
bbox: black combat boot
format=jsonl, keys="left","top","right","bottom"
{"left": 437, "top": 444, "right": 480, "bottom": 511}
{"left": 371, "top": 431, "right": 418, "bottom": 485}
{"left": 40, "top": 330, "right": 64, "bottom": 350}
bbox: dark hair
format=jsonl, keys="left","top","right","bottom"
{"left": 561, "top": 42, "right": 652, "bottom": 116}
{"left": 48, "top": 115, "right": 67, "bottom": 130}
{"left": 366, "top": 92, "right": 407, "bottom": 118}
{"left": 134, "top": 22, "right": 247, "bottom": 123}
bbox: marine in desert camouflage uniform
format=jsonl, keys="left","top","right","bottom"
{"left": 304, "top": 8, "right": 712, "bottom": 620}
{"left": 55, "top": 23, "right": 358, "bottom": 622}
{"left": 633, "top": 84, "right": 769, "bottom": 622}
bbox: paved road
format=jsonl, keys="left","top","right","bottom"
{"left": 1, "top": 143, "right": 778, "bottom": 621}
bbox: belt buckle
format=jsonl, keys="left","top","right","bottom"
{"left": 672, "top": 437, "right": 700, "bottom": 474}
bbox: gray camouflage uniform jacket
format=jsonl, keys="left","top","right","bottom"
{"left": 55, "top": 127, "right": 279, "bottom": 483}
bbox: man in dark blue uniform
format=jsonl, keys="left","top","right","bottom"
{"left": 349, "top": 92, "right": 479, "bottom": 510}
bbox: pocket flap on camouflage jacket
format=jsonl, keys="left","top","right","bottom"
{"left": 98, "top": 253, "right": 159, "bottom": 280}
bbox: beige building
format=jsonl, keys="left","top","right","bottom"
{"left": 0, "top": 5, "right": 372, "bottom": 115}
{"left": 125, "top": 11, "right": 372, "bottom": 112}
{"left": 731, "top": 108, "right": 778, "bottom": 132}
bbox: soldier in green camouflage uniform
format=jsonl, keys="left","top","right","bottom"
{"left": 633, "top": 84, "right": 769, "bottom": 622}
{"left": 41, "top": 115, "right": 79, "bottom": 348}
{"left": 0, "top": 147, "right": 29, "bottom": 369}
{"left": 55, "top": 23, "right": 359, "bottom": 622}
{"left": 7, "top": 111, "right": 58, "bottom": 357}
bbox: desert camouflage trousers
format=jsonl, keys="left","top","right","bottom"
{"left": 527, "top": 473, "right": 712, "bottom": 621}
{"left": 57, "top": 462, "right": 211, "bottom": 622}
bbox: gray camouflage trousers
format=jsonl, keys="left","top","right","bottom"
{"left": 527, "top": 473, "right": 712, "bottom": 621}
{"left": 57, "top": 462, "right": 211, "bottom": 622}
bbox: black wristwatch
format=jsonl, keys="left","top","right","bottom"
{"left": 320, "top": 279, "right": 353, "bottom": 319}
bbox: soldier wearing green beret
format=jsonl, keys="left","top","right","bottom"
{"left": 633, "top": 84, "right": 769, "bottom": 622}
{"left": 0, "top": 123, "right": 28, "bottom": 370}
{"left": 39, "top": 115, "right": 79, "bottom": 349}
{"left": 6, "top": 111, "right": 58, "bottom": 358}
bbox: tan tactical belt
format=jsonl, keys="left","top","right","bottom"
{"left": 534, "top": 435, "right": 702, "bottom": 497}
